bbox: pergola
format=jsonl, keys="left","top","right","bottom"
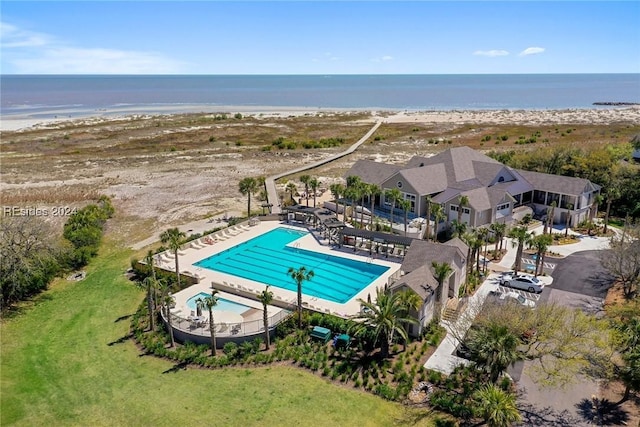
{"left": 283, "top": 205, "right": 346, "bottom": 242}
{"left": 337, "top": 228, "right": 414, "bottom": 258}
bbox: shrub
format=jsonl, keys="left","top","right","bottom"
{"left": 374, "top": 383, "right": 397, "bottom": 401}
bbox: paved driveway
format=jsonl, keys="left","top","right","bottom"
{"left": 548, "top": 250, "right": 613, "bottom": 298}
{"left": 514, "top": 249, "right": 616, "bottom": 426}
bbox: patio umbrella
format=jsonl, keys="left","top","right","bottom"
{"left": 367, "top": 293, "right": 371, "bottom": 304}
{"left": 196, "top": 302, "right": 202, "bottom": 317}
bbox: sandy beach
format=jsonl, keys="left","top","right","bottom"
{"left": 2, "top": 105, "right": 639, "bottom": 132}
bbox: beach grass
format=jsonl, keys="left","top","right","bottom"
{"left": 0, "top": 243, "right": 435, "bottom": 427}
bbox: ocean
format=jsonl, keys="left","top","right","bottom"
{"left": 1, "top": 74, "right": 639, "bottom": 119}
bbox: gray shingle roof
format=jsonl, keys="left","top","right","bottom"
{"left": 344, "top": 159, "right": 400, "bottom": 185}
{"left": 515, "top": 169, "right": 600, "bottom": 196}
{"left": 402, "top": 239, "right": 466, "bottom": 273}
{"left": 390, "top": 265, "right": 438, "bottom": 299}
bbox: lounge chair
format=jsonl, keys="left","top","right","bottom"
{"left": 231, "top": 324, "right": 241, "bottom": 335}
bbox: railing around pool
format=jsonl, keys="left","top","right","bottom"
{"left": 161, "top": 308, "right": 292, "bottom": 346}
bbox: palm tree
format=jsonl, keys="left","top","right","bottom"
{"left": 508, "top": 226, "right": 532, "bottom": 273}
{"left": 239, "top": 177, "right": 259, "bottom": 218}
{"left": 530, "top": 233, "right": 553, "bottom": 277}
{"left": 343, "top": 185, "right": 360, "bottom": 225}
{"left": 286, "top": 181, "right": 298, "bottom": 203}
{"left": 457, "top": 195, "right": 469, "bottom": 225}
{"left": 398, "top": 198, "right": 411, "bottom": 236}
{"left": 424, "top": 195, "right": 432, "bottom": 241}
{"left": 385, "top": 188, "right": 403, "bottom": 229}
{"left": 367, "top": 183, "right": 381, "bottom": 230}
{"left": 309, "top": 177, "right": 319, "bottom": 208}
{"left": 589, "top": 193, "right": 603, "bottom": 223}
{"left": 351, "top": 287, "right": 415, "bottom": 358}
{"left": 478, "top": 227, "right": 490, "bottom": 273}
{"left": 258, "top": 285, "right": 274, "bottom": 350}
{"left": 461, "top": 230, "right": 476, "bottom": 273}
{"left": 467, "top": 323, "right": 522, "bottom": 383}
{"left": 604, "top": 187, "right": 620, "bottom": 234}
{"left": 160, "top": 227, "right": 186, "bottom": 288}
{"left": 300, "top": 175, "right": 312, "bottom": 207}
{"left": 199, "top": 289, "right": 219, "bottom": 356}
{"left": 544, "top": 201, "right": 556, "bottom": 235}
{"left": 431, "top": 261, "right": 453, "bottom": 314}
{"left": 143, "top": 250, "right": 157, "bottom": 331}
{"left": 159, "top": 280, "right": 175, "bottom": 347}
{"left": 329, "top": 183, "right": 346, "bottom": 221}
{"left": 451, "top": 219, "right": 467, "bottom": 238}
{"left": 288, "top": 266, "right": 314, "bottom": 328}
{"left": 431, "top": 203, "right": 445, "bottom": 242}
{"left": 564, "top": 203, "right": 574, "bottom": 238}
{"left": 397, "top": 289, "right": 422, "bottom": 350}
{"left": 473, "top": 384, "right": 522, "bottom": 427}
{"left": 490, "top": 222, "right": 507, "bottom": 254}
{"left": 358, "top": 182, "right": 369, "bottom": 229}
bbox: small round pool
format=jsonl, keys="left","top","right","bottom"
{"left": 186, "top": 292, "right": 250, "bottom": 315}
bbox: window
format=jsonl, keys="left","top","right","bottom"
{"left": 498, "top": 176, "right": 505, "bottom": 182}
{"left": 462, "top": 208, "right": 470, "bottom": 214}
{"left": 450, "top": 205, "right": 459, "bottom": 212}
{"left": 497, "top": 203, "right": 510, "bottom": 211}
{"left": 397, "top": 181, "right": 403, "bottom": 188}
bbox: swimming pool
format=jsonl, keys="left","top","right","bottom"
{"left": 194, "top": 227, "right": 389, "bottom": 304}
{"left": 186, "top": 292, "right": 250, "bottom": 315}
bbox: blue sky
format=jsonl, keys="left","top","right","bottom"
{"left": 1, "top": 1, "right": 639, "bottom": 74}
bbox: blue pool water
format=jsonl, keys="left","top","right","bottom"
{"left": 186, "top": 292, "right": 250, "bottom": 314}
{"left": 194, "top": 227, "right": 390, "bottom": 304}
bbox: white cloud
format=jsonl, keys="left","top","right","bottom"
{"left": 519, "top": 47, "right": 545, "bottom": 56}
{"left": 473, "top": 50, "right": 509, "bottom": 57}
{"left": 1, "top": 21, "right": 186, "bottom": 74}
{"left": 1, "top": 21, "right": 51, "bottom": 48}
{"left": 371, "top": 55, "right": 394, "bottom": 63}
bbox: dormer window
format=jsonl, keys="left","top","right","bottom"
{"left": 397, "top": 181, "right": 403, "bottom": 188}
{"left": 498, "top": 176, "right": 505, "bottom": 182}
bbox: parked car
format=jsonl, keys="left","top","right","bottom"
{"left": 499, "top": 273, "right": 544, "bottom": 293}
{"left": 487, "top": 290, "right": 536, "bottom": 308}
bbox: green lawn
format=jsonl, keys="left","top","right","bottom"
{"left": 1, "top": 244, "right": 435, "bottom": 427}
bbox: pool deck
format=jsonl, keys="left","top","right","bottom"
{"left": 159, "top": 220, "right": 403, "bottom": 319}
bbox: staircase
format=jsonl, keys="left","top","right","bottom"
{"left": 442, "top": 298, "right": 462, "bottom": 322}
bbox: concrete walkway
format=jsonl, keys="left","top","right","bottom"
{"left": 424, "top": 225, "right": 611, "bottom": 375}
{"left": 265, "top": 121, "right": 381, "bottom": 214}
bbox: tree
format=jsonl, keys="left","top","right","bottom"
{"left": 396, "top": 289, "right": 422, "bottom": 350}
{"left": 288, "top": 266, "right": 314, "bottom": 328}
{"left": 329, "top": 183, "right": 346, "bottom": 222}
{"left": 385, "top": 188, "right": 403, "bottom": 229}
{"left": 457, "top": 195, "right": 469, "bottom": 225}
{"left": 160, "top": 227, "right": 186, "bottom": 288}
{"left": 543, "top": 201, "right": 556, "bottom": 236}
{"left": 366, "top": 183, "right": 381, "bottom": 230}
{"left": 309, "top": 177, "right": 319, "bottom": 208}
{"left": 199, "top": 289, "right": 219, "bottom": 356}
{"left": 239, "top": 177, "right": 259, "bottom": 218}
{"left": 600, "top": 234, "right": 640, "bottom": 298}
{"left": 477, "top": 227, "right": 490, "bottom": 273}
{"left": 529, "top": 233, "right": 553, "bottom": 277}
{"left": 258, "top": 285, "right": 274, "bottom": 350}
{"left": 300, "top": 175, "right": 312, "bottom": 207}
{"left": 431, "top": 261, "right": 453, "bottom": 314}
{"left": 564, "top": 203, "right": 574, "bottom": 238}
{"left": 589, "top": 193, "right": 604, "bottom": 224}
{"left": 424, "top": 195, "right": 432, "bottom": 241}
{"left": 0, "top": 215, "right": 67, "bottom": 308}
{"left": 398, "top": 198, "right": 411, "bottom": 237}
{"left": 431, "top": 204, "right": 445, "bottom": 242}
{"left": 490, "top": 222, "right": 507, "bottom": 253}
{"left": 344, "top": 185, "right": 360, "bottom": 224}
{"left": 472, "top": 384, "right": 522, "bottom": 427}
{"left": 351, "top": 287, "right": 415, "bottom": 358}
{"left": 466, "top": 323, "right": 522, "bottom": 383}
{"left": 143, "top": 250, "right": 157, "bottom": 331}
{"left": 614, "top": 316, "right": 640, "bottom": 403}
{"left": 159, "top": 280, "right": 176, "bottom": 347}
{"left": 508, "top": 226, "right": 532, "bottom": 273}
{"left": 604, "top": 186, "right": 621, "bottom": 234}
{"left": 451, "top": 219, "right": 467, "bottom": 239}
{"left": 286, "top": 181, "right": 298, "bottom": 203}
